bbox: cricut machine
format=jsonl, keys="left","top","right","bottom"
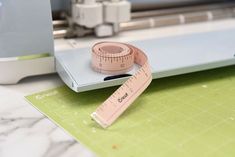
{"left": 1, "top": 0, "right": 235, "bottom": 92}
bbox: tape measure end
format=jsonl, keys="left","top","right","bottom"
{"left": 91, "top": 112, "right": 109, "bottom": 129}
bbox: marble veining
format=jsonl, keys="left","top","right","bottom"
{"left": 0, "top": 75, "right": 96, "bottom": 157}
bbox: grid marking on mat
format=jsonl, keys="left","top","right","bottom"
{"left": 26, "top": 66, "right": 235, "bottom": 157}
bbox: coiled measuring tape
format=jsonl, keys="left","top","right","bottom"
{"left": 91, "top": 42, "right": 152, "bottom": 128}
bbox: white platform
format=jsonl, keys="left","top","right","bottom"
{"left": 56, "top": 26, "right": 235, "bottom": 92}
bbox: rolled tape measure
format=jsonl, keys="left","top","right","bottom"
{"left": 91, "top": 42, "right": 152, "bottom": 128}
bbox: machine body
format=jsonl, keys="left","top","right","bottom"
{"left": 0, "top": 0, "right": 235, "bottom": 88}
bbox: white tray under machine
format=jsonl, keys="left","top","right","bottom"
{"left": 56, "top": 28, "right": 235, "bottom": 92}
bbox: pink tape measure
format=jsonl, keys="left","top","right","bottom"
{"left": 91, "top": 42, "right": 152, "bottom": 128}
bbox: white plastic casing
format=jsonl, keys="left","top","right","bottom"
{"left": 0, "top": 57, "right": 55, "bottom": 84}
{"left": 95, "top": 24, "right": 114, "bottom": 37}
{"left": 72, "top": 2, "right": 103, "bottom": 28}
{"left": 0, "top": 0, "right": 54, "bottom": 84}
{"left": 103, "top": 0, "right": 131, "bottom": 23}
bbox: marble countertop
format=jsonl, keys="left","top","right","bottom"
{"left": 0, "top": 74, "right": 96, "bottom": 157}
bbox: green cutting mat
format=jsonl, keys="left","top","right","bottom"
{"left": 26, "top": 66, "right": 235, "bottom": 157}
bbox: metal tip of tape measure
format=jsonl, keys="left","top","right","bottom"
{"left": 91, "top": 112, "right": 109, "bottom": 129}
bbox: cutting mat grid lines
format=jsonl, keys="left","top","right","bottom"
{"left": 26, "top": 66, "right": 235, "bottom": 157}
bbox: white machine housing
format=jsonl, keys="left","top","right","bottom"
{"left": 0, "top": 0, "right": 55, "bottom": 84}
{"left": 1, "top": 0, "right": 235, "bottom": 91}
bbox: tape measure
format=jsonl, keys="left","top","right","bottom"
{"left": 91, "top": 42, "right": 152, "bottom": 128}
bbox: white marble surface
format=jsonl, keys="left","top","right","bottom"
{"left": 0, "top": 75, "right": 96, "bottom": 157}
{"left": 1, "top": 19, "right": 235, "bottom": 157}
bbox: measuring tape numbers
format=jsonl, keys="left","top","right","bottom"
{"left": 91, "top": 42, "right": 152, "bottom": 128}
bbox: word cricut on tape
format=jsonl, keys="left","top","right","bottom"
{"left": 91, "top": 42, "right": 152, "bottom": 128}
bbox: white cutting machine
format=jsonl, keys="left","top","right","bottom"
{"left": 0, "top": 0, "right": 235, "bottom": 92}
